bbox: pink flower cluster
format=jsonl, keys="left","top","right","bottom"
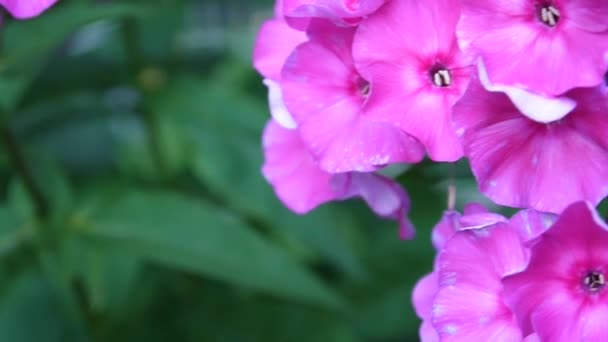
{"left": 1, "top": 0, "right": 58, "bottom": 19}
{"left": 253, "top": 0, "right": 608, "bottom": 340}
{"left": 414, "top": 201, "right": 608, "bottom": 341}
{"left": 253, "top": 0, "right": 608, "bottom": 228}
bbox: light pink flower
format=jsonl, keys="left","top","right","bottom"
{"left": 503, "top": 201, "right": 608, "bottom": 341}
{"left": 281, "top": 21, "right": 425, "bottom": 172}
{"left": 458, "top": 0, "right": 608, "bottom": 96}
{"left": 261, "top": 119, "right": 416, "bottom": 238}
{"left": 453, "top": 78, "right": 608, "bottom": 213}
{"left": 352, "top": 0, "right": 471, "bottom": 161}
{"left": 1, "top": 0, "right": 57, "bottom": 19}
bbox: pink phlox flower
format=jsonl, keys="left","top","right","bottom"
{"left": 453, "top": 76, "right": 608, "bottom": 213}
{"left": 503, "top": 201, "right": 608, "bottom": 342}
{"left": 261, "top": 119, "right": 416, "bottom": 239}
{"left": 458, "top": 0, "right": 608, "bottom": 96}
{"left": 352, "top": 0, "right": 471, "bottom": 161}
{"left": 1, "top": 0, "right": 58, "bottom": 19}
{"left": 281, "top": 19, "right": 425, "bottom": 172}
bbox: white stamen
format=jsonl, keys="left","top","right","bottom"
{"left": 540, "top": 5, "right": 560, "bottom": 27}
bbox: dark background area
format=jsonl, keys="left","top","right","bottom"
{"left": 0, "top": 1, "right": 495, "bottom": 340}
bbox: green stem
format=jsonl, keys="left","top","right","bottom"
{"left": 1, "top": 127, "right": 50, "bottom": 219}
{"left": 120, "top": 17, "right": 166, "bottom": 176}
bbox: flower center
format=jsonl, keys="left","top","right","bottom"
{"left": 431, "top": 68, "right": 451, "bottom": 88}
{"left": 583, "top": 271, "right": 606, "bottom": 293}
{"left": 356, "top": 77, "right": 371, "bottom": 98}
{"left": 538, "top": 4, "right": 560, "bottom": 27}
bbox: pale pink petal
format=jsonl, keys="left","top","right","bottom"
{"left": 263, "top": 79, "right": 298, "bottom": 129}
{"left": 253, "top": 18, "right": 307, "bottom": 81}
{"left": 458, "top": 212, "right": 507, "bottom": 230}
{"left": 283, "top": 0, "right": 386, "bottom": 21}
{"left": 413, "top": 272, "right": 438, "bottom": 320}
{"left": 1, "top": 0, "right": 57, "bottom": 18}
{"left": 477, "top": 60, "right": 577, "bottom": 123}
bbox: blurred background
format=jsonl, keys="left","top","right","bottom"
{"left": 0, "top": 0, "right": 488, "bottom": 341}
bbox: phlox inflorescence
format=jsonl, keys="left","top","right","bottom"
{"left": 1, "top": 0, "right": 58, "bottom": 19}
{"left": 252, "top": 1, "right": 608, "bottom": 340}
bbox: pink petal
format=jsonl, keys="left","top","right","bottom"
{"left": 420, "top": 320, "right": 440, "bottom": 342}
{"left": 253, "top": 18, "right": 307, "bottom": 81}
{"left": 1, "top": 0, "right": 57, "bottom": 18}
{"left": 508, "top": 209, "right": 556, "bottom": 242}
{"left": 332, "top": 172, "right": 415, "bottom": 238}
{"left": 454, "top": 80, "right": 608, "bottom": 213}
{"left": 263, "top": 79, "right": 298, "bottom": 129}
{"left": 581, "top": 305, "right": 608, "bottom": 342}
{"left": 261, "top": 120, "right": 336, "bottom": 213}
{"left": 431, "top": 211, "right": 460, "bottom": 250}
{"left": 413, "top": 272, "right": 439, "bottom": 320}
{"left": 433, "top": 224, "right": 527, "bottom": 341}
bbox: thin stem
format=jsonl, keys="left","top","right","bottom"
{"left": 1, "top": 127, "right": 49, "bottom": 219}
{"left": 447, "top": 163, "right": 456, "bottom": 211}
{"left": 120, "top": 17, "right": 166, "bottom": 175}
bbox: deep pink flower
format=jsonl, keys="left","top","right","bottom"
{"left": 458, "top": 0, "right": 608, "bottom": 96}
{"left": 282, "top": 0, "right": 386, "bottom": 28}
{"left": 261, "top": 119, "right": 416, "bottom": 238}
{"left": 281, "top": 21, "right": 425, "bottom": 172}
{"left": 1, "top": 0, "right": 57, "bottom": 19}
{"left": 453, "top": 78, "right": 608, "bottom": 213}
{"left": 503, "top": 201, "right": 608, "bottom": 341}
{"left": 352, "top": 0, "right": 471, "bottom": 161}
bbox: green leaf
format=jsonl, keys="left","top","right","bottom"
{"left": 0, "top": 3, "right": 153, "bottom": 112}
{"left": 78, "top": 190, "right": 345, "bottom": 309}
{"left": 0, "top": 269, "right": 85, "bottom": 342}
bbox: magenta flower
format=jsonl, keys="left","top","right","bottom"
{"left": 262, "top": 119, "right": 416, "bottom": 238}
{"left": 453, "top": 78, "right": 608, "bottom": 213}
{"left": 281, "top": 21, "right": 425, "bottom": 173}
{"left": 352, "top": 0, "right": 471, "bottom": 161}
{"left": 458, "top": 0, "right": 608, "bottom": 95}
{"left": 1, "top": 0, "right": 58, "bottom": 19}
{"left": 503, "top": 202, "right": 608, "bottom": 341}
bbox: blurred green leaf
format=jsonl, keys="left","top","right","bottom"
{"left": 0, "top": 268, "right": 84, "bottom": 342}
{"left": 1, "top": 3, "right": 153, "bottom": 112}
{"left": 79, "top": 190, "right": 345, "bottom": 309}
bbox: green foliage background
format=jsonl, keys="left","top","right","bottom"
{"left": 0, "top": 0, "right": 494, "bottom": 341}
